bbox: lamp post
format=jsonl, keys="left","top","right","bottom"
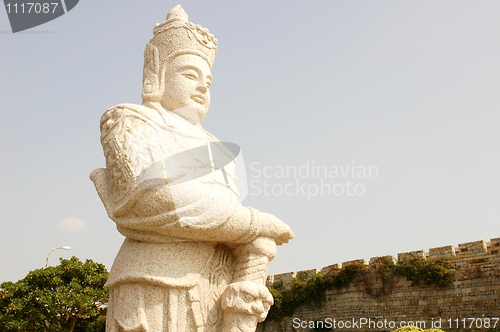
{"left": 45, "top": 246, "right": 71, "bottom": 268}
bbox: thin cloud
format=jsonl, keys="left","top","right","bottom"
{"left": 58, "top": 217, "right": 87, "bottom": 232}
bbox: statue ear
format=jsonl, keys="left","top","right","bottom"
{"left": 142, "top": 43, "right": 163, "bottom": 102}
{"left": 227, "top": 287, "right": 236, "bottom": 307}
{"left": 222, "top": 285, "right": 237, "bottom": 309}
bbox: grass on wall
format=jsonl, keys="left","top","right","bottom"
{"left": 266, "top": 256, "right": 454, "bottom": 323}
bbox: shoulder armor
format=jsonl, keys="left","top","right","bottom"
{"left": 99, "top": 104, "right": 149, "bottom": 202}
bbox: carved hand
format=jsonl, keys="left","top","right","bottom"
{"left": 258, "top": 213, "right": 294, "bottom": 245}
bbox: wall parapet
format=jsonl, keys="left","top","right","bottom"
{"left": 267, "top": 238, "right": 500, "bottom": 288}
{"left": 261, "top": 237, "right": 500, "bottom": 332}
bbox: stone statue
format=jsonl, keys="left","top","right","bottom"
{"left": 90, "top": 5, "right": 293, "bottom": 332}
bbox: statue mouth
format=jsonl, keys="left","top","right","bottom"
{"left": 192, "top": 95, "right": 205, "bottom": 105}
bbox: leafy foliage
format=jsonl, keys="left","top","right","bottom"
{"left": 266, "top": 261, "right": 367, "bottom": 322}
{"left": 266, "top": 257, "right": 454, "bottom": 323}
{"left": 0, "top": 256, "right": 109, "bottom": 332}
{"left": 392, "top": 327, "right": 444, "bottom": 332}
{"left": 394, "top": 257, "right": 454, "bottom": 287}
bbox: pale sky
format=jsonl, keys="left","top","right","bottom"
{"left": 1, "top": 0, "right": 499, "bottom": 283}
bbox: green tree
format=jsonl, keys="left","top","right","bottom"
{"left": 0, "top": 256, "right": 109, "bottom": 332}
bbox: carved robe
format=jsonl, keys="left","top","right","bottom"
{"left": 91, "top": 102, "right": 263, "bottom": 331}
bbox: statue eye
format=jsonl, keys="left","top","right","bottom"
{"left": 206, "top": 80, "right": 211, "bottom": 88}
{"left": 243, "top": 293, "right": 254, "bottom": 302}
{"left": 182, "top": 71, "right": 197, "bottom": 80}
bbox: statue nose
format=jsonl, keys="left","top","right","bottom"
{"left": 197, "top": 82, "right": 208, "bottom": 93}
{"left": 252, "top": 300, "right": 265, "bottom": 314}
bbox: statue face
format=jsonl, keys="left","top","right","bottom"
{"left": 160, "top": 54, "right": 212, "bottom": 123}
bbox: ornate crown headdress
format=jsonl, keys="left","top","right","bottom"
{"left": 142, "top": 5, "right": 218, "bottom": 102}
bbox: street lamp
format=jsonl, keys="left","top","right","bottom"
{"left": 45, "top": 246, "right": 71, "bottom": 268}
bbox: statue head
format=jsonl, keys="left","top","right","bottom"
{"left": 221, "top": 281, "right": 274, "bottom": 322}
{"left": 142, "top": 5, "right": 217, "bottom": 123}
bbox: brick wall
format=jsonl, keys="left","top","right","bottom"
{"left": 258, "top": 238, "right": 500, "bottom": 332}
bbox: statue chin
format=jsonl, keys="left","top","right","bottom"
{"left": 169, "top": 104, "right": 203, "bottom": 125}
{"left": 197, "top": 108, "right": 208, "bottom": 124}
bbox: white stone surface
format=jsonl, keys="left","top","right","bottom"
{"left": 91, "top": 5, "right": 293, "bottom": 331}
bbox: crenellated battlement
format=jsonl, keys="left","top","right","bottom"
{"left": 260, "top": 238, "right": 500, "bottom": 331}
{"left": 267, "top": 238, "right": 500, "bottom": 289}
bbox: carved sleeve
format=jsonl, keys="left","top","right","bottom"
{"left": 100, "top": 107, "right": 137, "bottom": 203}
{"left": 96, "top": 105, "right": 266, "bottom": 244}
